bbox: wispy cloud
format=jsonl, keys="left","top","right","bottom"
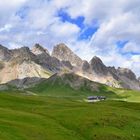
{"left": 0, "top": 0, "right": 140, "bottom": 76}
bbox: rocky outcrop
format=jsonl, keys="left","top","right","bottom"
{"left": 117, "top": 67, "right": 137, "bottom": 81}
{"left": 7, "top": 77, "right": 46, "bottom": 89}
{"left": 0, "top": 45, "right": 52, "bottom": 84}
{"left": 31, "top": 44, "right": 73, "bottom": 72}
{"left": 52, "top": 43, "right": 83, "bottom": 67}
{"left": 11, "top": 47, "right": 38, "bottom": 64}
{"left": 108, "top": 66, "right": 118, "bottom": 74}
{"left": 89, "top": 56, "right": 109, "bottom": 75}
{"left": 0, "top": 61, "right": 52, "bottom": 84}
{"left": 78, "top": 56, "right": 140, "bottom": 90}
{"left": 46, "top": 73, "right": 100, "bottom": 91}
{"left": 0, "top": 45, "right": 12, "bottom": 61}
{"left": 32, "top": 43, "right": 49, "bottom": 55}
{"left": 115, "top": 67, "right": 140, "bottom": 90}
{"left": 61, "top": 61, "right": 73, "bottom": 70}
{"left": 0, "top": 43, "right": 139, "bottom": 90}
{"left": 81, "top": 60, "right": 91, "bottom": 73}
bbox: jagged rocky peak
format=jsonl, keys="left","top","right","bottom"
{"left": 108, "top": 66, "right": 117, "bottom": 74}
{"left": 82, "top": 60, "right": 91, "bottom": 72}
{"left": 61, "top": 60, "right": 73, "bottom": 70}
{"left": 32, "top": 43, "right": 49, "bottom": 55}
{"left": 11, "top": 46, "right": 37, "bottom": 62}
{"left": 90, "top": 56, "right": 103, "bottom": 64}
{"left": 89, "top": 56, "right": 108, "bottom": 75}
{"left": 0, "top": 44, "right": 12, "bottom": 61}
{"left": 52, "top": 43, "right": 83, "bottom": 67}
{"left": 47, "top": 72, "right": 99, "bottom": 91}
{"left": 138, "top": 77, "right": 140, "bottom": 82}
{"left": 12, "top": 46, "right": 31, "bottom": 56}
{"left": 117, "top": 67, "right": 137, "bottom": 81}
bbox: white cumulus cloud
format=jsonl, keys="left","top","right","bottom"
{"left": 0, "top": 0, "right": 140, "bottom": 76}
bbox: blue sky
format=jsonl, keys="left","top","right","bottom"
{"left": 0, "top": 0, "right": 140, "bottom": 76}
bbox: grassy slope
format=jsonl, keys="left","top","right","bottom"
{"left": 28, "top": 76, "right": 118, "bottom": 99}
{"left": 0, "top": 75, "right": 140, "bottom": 140}
{"left": 0, "top": 93, "right": 140, "bottom": 140}
{"left": 111, "top": 88, "right": 140, "bottom": 102}
{"left": 28, "top": 76, "right": 140, "bottom": 102}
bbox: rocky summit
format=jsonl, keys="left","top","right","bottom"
{"left": 52, "top": 43, "right": 83, "bottom": 67}
{"left": 0, "top": 45, "right": 12, "bottom": 61}
{"left": 89, "top": 56, "right": 109, "bottom": 75}
{"left": 138, "top": 77, "right": 140, "bottom": 82}
{"left": 32, "top": 43, "right": 49, "bottom": 55}
{"left": 0, "top": 43, "right": 139, "bottom": 90}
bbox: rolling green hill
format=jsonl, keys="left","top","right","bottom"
{"left": 0, "top": 93, "right": 140, "bottom": 140}
{"left": 0, "top": 73, "right": 140, "bottom": 140}
{"left": 110, "top": 88, "right": 140, "bottom": 103}
{"left": 27, "top": 73, "right": 140, "bottom": 103}
{"left": 28, "top": 73, "right": 117, "bottom": 99}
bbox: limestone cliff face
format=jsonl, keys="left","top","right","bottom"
{"left": 117, "top": 67, "right": 137, "bottom": 81}
{"left": 0, "top": 61, "right": 51, "bottom": 84}
{"left": 0, "top": 45, "right": 52, "bottom": 84}
{"left": 11, "top": 47, "right": 38, "bottom": 64}
{"left": 89, "top": 56, "right": 109, "bottom": 75}
{"left": 82, "top": 60, "right": 91, "bottom": 72}
{"left": 79, "top": 56, "right": 140, "bottom": 90}
{"left": 31, "top": 43, "right": 73, "bottom": 72}
{"left": 78, "top": 57, "right": 121, "bottom": 88}
{"left": 52, "top": 43, "right": 83, "bottom": 67}
{"left": 0, "top": 45, "right": 12, "bottom": 61}
{"left": 46, "top": 73, "right": 99, "bottom": 91}
{"left": 32, "top": 43, "right": 49, "bottom": 55}
{"left": 138, "top": 77, "right": 140, "bottom": 82}
{"left": 115, "top": 67, "right": 140, "bottom": 90}
{"left": 0, "top": 43, "right": 139, "bottom": 90}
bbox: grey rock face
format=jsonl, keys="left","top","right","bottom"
{"left": 32, "top": 43, "right": 49, "bottom": 55}
{"left": 82, "top": 60, "right": 91, "bottom": 72}
{"left": 36, "top": 52, "right": 51, "bottom": 64}
{"left": 61, "top": 61, "right": 73, "bottom": 70}
{"left": 52, "top": 43, "right": 83, "bottom": 67}
{"left": 11, "top": 47, "right": 38, "bottom": 64}
{"left": 47, "top": 73, "right": 99, "bottom": 91}
{"left": 0, "top": 43, "right": 139, "bottom": 90}
{"left": 45, "top": 56, "right": 62, "bottom": 71}
{"left": 107, "top": 66, "right": 119, "bottom": 80}
{"left": 138, "top": 77, "right": 140, "bottom": 82}
{"left": 0, "top": 61, "right": 4, "bottom": 70}
{"left": 108, "top": 66, "right": 117, "bottom": 74}
{"left": 31, "top": 44, "right": 73, "bottom": 72}
{"left": 7, "top": 77, "right": 46, "bottom": 88}
{"left": 0, "top": 84, "right": 8, "bottom": 90}
{"left": 117, "top": 67, "right": 137, "bottom": 81}
{"left": 0, "top": 45, "right": 12, "bottom": 61}
{"left": 36, "top": 52, "right": 63, "bottom": 72}
{"left": 90, "top": 56, "right": 108, "bottom": 75}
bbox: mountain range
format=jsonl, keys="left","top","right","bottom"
{"left": 0, "top": 43, "right": 140, "bottom": 90}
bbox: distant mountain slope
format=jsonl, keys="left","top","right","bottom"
{"left": 0, "top": 43, "right": 139, "bottom": 90}
{"left": 51, "top": 43, "right": 140, "bottom": 90}
{"left": 52, "top": 43, "right": 83, "bottom": 67}
{"left": 79, "top": 56, "right": 140, "bottom": 90}
{"left": 27, "top": 73, "right": 116, "bottom": 98}
{"left": 0, "top": 46, "right": 52, "bottom": 84}
{"left": 0, "top": 44, "right": 72, "bottom": 84}
{"left": 0, "top": 45, "right": 12, "bottom": 61}
{"left": 32, "top": 43, "right": 49, "bottom": 55}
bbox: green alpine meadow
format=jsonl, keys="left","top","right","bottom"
{"left": 0, "top": 0, "right": 140, "bottom": 139}
{"left": 0, "top": 77, "right": 140, "bottom": 140}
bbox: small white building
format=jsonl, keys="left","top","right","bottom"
{"left": 87, "top": 96, "right": 106, "bottom": 102}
